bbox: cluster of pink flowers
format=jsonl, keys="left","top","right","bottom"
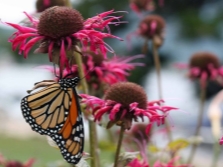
{"left": 80, "top": 89, "right": 177, "bottom": 130}
{"left": 41, "top": 54, "right": 144, "bottom": 87}
{"left": 128, "top": 156, "right": 192, "bottom": 167}
{"left": 5, "top": 8, "right": 124, "bottom": 69}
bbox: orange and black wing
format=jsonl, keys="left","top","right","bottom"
{"left": 50, "top": 88, "right": 84, "bottom": 164}
{"left": 21, "top": 83, "right": 72, "bottom": 135}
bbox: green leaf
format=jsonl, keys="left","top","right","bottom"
{"left": 167, "top": 139, "right": 190, "bottom": 151}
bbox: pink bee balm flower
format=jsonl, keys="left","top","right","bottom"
{"left": 153, "top": 156, "right": 192, "bottom": 167}
{"left": 82, "top": 53, "right": 145, "bottom": 87}
{"left": 5, "top": 7, "right": 123, "bottom": 70}
{"left": 127, "top": 14, "right": 165, "bottom": 48}
{"left": 176, "top": 51, "right": 223, "bottom": 88}
{"left": 220, "top": 136, "right": 223, "bottom": 145}
{"left": 129, "top": 0, "right": 155, "bottom": 16}
{"left": 0, "top": 154, "right": 35, "bottom": 167}
{"left": 127, "top": 158, "right": 149, "bottom": 167}
{"left": 80, "top": 82, "right": 177, "bottom": 130}
{"left": 41, "top": 53, "right": 144, "bottom": 88}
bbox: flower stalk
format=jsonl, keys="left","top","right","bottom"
{"left": 187, "top": 85, "right": 206, "bottom": 164}
{"left": 152, "top": 39, "right": 172, "bottom": 142}
{"left": 73, "top": 49, "right": 99, "bottom": 167}
{"left": 113, "top": 125, "right": 125, "bottom": 167}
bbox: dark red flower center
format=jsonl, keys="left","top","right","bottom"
{"left": 139, "top": 15, "right": 165, "bottom": 39}
{"left": 189, "top": 52, "right": 220, "bottom": 71}
{"left": 105, "top": 82, "right": 148, "bottom": 109}
{"left": 37, "top": 6, "right": 84, "bottom": 39}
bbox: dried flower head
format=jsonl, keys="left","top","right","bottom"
{"left": 127, "top": 14, "right": 165, "bottom": 48}
{"left": 138, "top": 15, "right": 165, "bottom": 39}
{"left": 38, "top": 7, "right": 83, "bottom": 38}
{"left": 80, "top": 82, "right": 177, "bottom": 130}
{"left": 189, "top": 52, "right": 220, "bottom": 78}
{"left": 5, "top": 8, "right": 123, "bottom": 70}
{"left": 129, "top": 0, "right": 155, "bottom": 14}
{"left": 36, "top": 0, "right": 72, "bottom": 12}
{"left": 175, "top": 51, "right": 223, "bottom": 88}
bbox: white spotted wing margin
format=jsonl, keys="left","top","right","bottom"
{"left": 50, "top": 87, "right": 85, "bottom": 165}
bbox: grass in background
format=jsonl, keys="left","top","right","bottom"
{"left": 0, "top": 135, "right": 116, "bottom": 167}
{"left": 0, "top": 135, "right": 62, "bottom": 166}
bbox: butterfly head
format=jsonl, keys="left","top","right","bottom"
{"left": 59, "top": 77, "right": 80, "bottom": 88}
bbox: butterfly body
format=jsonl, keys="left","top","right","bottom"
{"left": 21, "top": 77, "right": 84, "bottom": 164}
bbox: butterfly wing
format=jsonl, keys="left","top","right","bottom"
{"left": 51, "top": 88, "right": 84, "bottom": 164}
{"left": 21, "top": 83, "right": 72, "bottom": 135}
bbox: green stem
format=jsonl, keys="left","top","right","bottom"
{"left": 187, "top": 86, "right": 206, "bottom": 164}
{"left": 113, "top": 126, "right": 125, "bottom": 167}
{"left": 73, "top": 50, "right": 99, "bottom": 167}
{"left": 211, "top": 138, "right": 221, "bottom": 167}
{"left": 152, "top": 41, "right": 172, "bottom": 142}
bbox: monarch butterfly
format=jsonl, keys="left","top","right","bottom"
{"left": 20, "top": 77, "right": 84, "bottom": 164}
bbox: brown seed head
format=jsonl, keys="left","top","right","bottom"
{"left": 38, "top": 6, "right": 84, "bottom": 39}
{"left": 139, "top": 15, "right": 165, "bottom": 39}
{"left": 130, "top": 0, "right": 151, "bottom": 11}
{"left": 36, "top": 0, "right": 72, "bottom": 12}
{"left": 105, "top": 82, "right": 148, "bottom": 109}
{"left": 189, "top": 52, "right": 220, "bottom": 72}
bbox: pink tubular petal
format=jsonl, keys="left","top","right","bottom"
{"left": 60, "top": 40, "right": 68, "bottom": 69}
{"left": 5, "top": 22, "right": 37, "bottom": 33}
{"left": 145, "top": 123, "right": 152, "bottom": 134}
{"left": 23, "top": 36, "right": 44, "bottom": 58}
{"left": 12, "top": 33, "right": 37, "bottom": 50}
{"left": 174, "top": 63, "right": 188, "bottom": 69}
{"left": 23, "top": 12, "right": 39, "bottom": 27}
{"left": 220, "top": 137, "right": 223, "bottom": 145}
{"left": 150, "top": 20, "right": 157, "bottom": 36}
{"left": 190, "top": 67, "right": 200, "bottom": 77}
{"left": 129, "top": 102, "right": 138, "bottom": 111}
{"left": 109, "top": 103, "right": 121, "bottom": 120}
{"left": 98, "top": 9, "right": 114, "bottom": 18}
{"left": 95, "top": 106, "right": 112, "bottom": 121}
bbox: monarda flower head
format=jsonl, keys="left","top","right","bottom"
{"left": 176, "top": 51, "right": 223, "bottom": 88}
{"left": 36, "top": 0, "right": 72, "bottom": 12}
{"left": 127, "top": 158, "right": 149, "bottom": 167}
{"left": 5, "top": 7, "right": 123, "bottom": 70}
{"left": 41, "top": 53, "right": 144, "bottom": 90}
{"left": 128, "top": 14, "right": 165, "bottom": 49}
{"left": 0, "top": 154, "right": 35, "bottom": 167}
{"left": 80, "top": 82, "right": 177, "bottom": 130}
{"left": 129, "top": 0, "right": 155, "bottom": 15}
